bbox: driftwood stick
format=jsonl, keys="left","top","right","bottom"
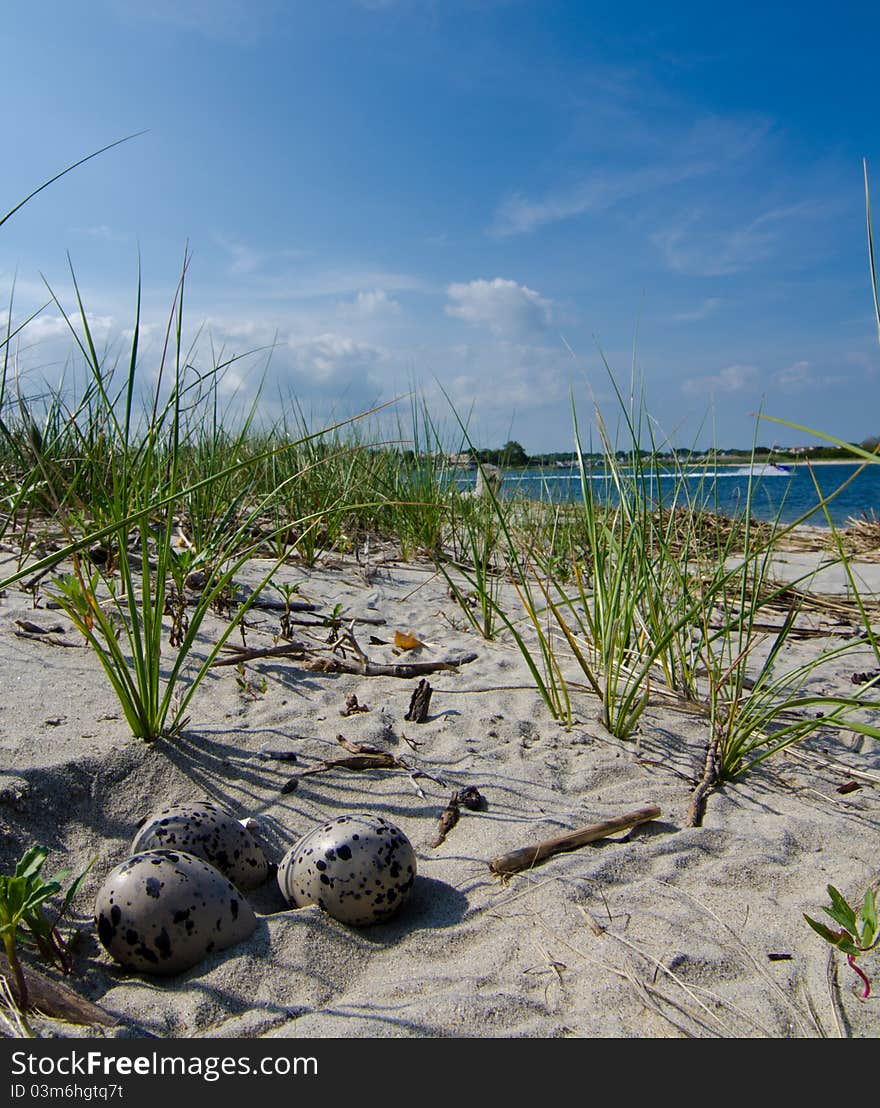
{"left": 294, "top": 615, "right": 388, "bottom": 628}
{"left": 686, "top": 736, "right": 721, "bottom": 828}
{"left": 282, "top": 744, "right": 449, "bottom": 795}
{"left": 488, "top": 805, "right": 662, "bottom": 876}
{"left": 248, "top": 596, "right": 319, "bottom": 613}
{"left": 431, "top": 792, "right": 461, "bottom": 848}
{"left": 330, "top": 731, "right": 381, "bottom": 757}
{"left": 211, "top": 642, "right": 307, "bottom": 667}
{"left": 0, "top": 955, "right": 116, "bottom": 1026}
{"left": 307, "top": 653, "right": 477, "bottom": 678}
{"left": 13, "top": 630, "right": 82, "bottom": 648}
{"left": 313, "top": 753, "right": 398, "bottom": 773}
{"left": 212, "top": 643, "right": 476, "bottom": 678}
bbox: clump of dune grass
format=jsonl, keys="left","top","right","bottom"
{"left": 367, "top": 396, "right": 452, "bottom": 558}
{"left": 0, "top": 144, "right": 426, "bottom": 742}
{"left": 435, "top": 469, "right": 507, "bottom": 640}
{"left": 718, "top": 157, "right": 880, "bottom": 776}
{"left": 0, "top": 250, "right": 384, "bottom": 740}
{"left": 501, "top": 374, "right": 760, "bottom": 736}
{"left": 430, "top": 352, "right": 880, "bottom": 824}
{"left": 431, "top": 393, "right": 571, "bottom": 713}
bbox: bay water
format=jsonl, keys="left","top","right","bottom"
{"left": 483, "top": 461, "right": 880, "bottom": 528}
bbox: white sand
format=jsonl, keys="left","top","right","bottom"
{"left": 1, "top": 542, "right": 879, "bottom": 1039}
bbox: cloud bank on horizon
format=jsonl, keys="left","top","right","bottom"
{"left": 1, "top": 0, "right": 878, "bottom": 454}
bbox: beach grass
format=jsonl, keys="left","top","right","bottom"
{"left": 4, "top": 308, "right": 879, "bottom": 802}
{"left": 4, "top": 336, "right": 879, "bottom": 784}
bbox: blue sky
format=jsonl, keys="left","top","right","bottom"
{"left": 2, "top": 0, "right": 879, "bottom": 454}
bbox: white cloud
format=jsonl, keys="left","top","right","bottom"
{"left": 225, "top": 267, "right": 428, "bottom": 301}
{"left": 200, "top": 315, "right": 279, "bottom": 346}
{"left": 213, "top": 236, "right": 265, "bottom": 276}
{"left": 489, "top": 115, "right": 774, "bottom": 237}
{"left": 652, "top": 226, "right": 775, "bottom": 277}
{"left": 671, "top": 297, "right": 722, "bottom": 323}
{"left": 845, "top": 350, "right": 880, "bottom": 377}
{"left": 287, "top": 333, "right": 388, "bottom": 388}
{"left": 212, "top": 234, "right": 308, "bottom": 277}
{"left": 69, "top": 225, "right": 132, "bottom": 245}
{"left": 120, "top": 322, "right": 157, "bottom": 346}
{"left": 773, "top": 359, "right": 848, "bottom": 392}
{"left": 421, "top": 340, "right": 572, "bottom": 429}
{"left": 19, "top": 313, "right": 116, "bottom": 344}
{"left": 682, "top": 363, "right": 758, "bottom": 396}
{"left": 491, "top": 164, "right": 704, "bottom": 238}
{"left": 774, "top": 360, "right": 812, "bottom": 391}
{"left": 653, "top": 204, "right": 813, "bottom": 277}
{"left": 445, "top": 278, "right": 553, "bottom": 336}
{"left": 337, "top": 289, "right": 401, "bottom": 318}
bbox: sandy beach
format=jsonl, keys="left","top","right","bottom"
{"left": 1, "top": 536, "right": 879, "bottom": 1040}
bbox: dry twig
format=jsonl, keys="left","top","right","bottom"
{"left": 489, "top": 806, "right": 661, "bottom": 876}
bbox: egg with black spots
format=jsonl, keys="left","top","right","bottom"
{"left": 131, "top": 800, "right": 268, "bottom": 890}
{"left": 94, "top": 850, "right": 257, "bottom": 975}
{"left": 277, "top": 813, "right": 417, "bottom": 926}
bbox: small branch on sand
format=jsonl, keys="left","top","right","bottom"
{"left": 248, "top": 596, "right": 319, "bottom": 613}
{"left": 281, "top": 753, "right": 397, "bottom": 793}
{"left": 306, "top": 653, "right": 477, "bottom": 678}
{"left": 686, "top": 736, "right": 721, "bottom": 827}
{"left": 430, "top": 785, "right": 487, "bottom": 848}
{"left": 326, "top": 622, "right": 371, "bottom": 663}
{"left": 708, "top": 619, "right": 849, "bottom": 640}
{"left": 14, "top": 618, "right": 82, "bottom": 648}
{"left": 210, "top": 642, "right": 307, "bottom": 667}
{"left": 281, "top": 734, "right": 449, "bottom": 797}
{"left": 14, "top": 618, "right": 65, "bottom": 635}
{"left": 431, "top": 792, "right": 461, "bottom": 847}
{"left": 13, "top": 628, "right": 82, "bottom": 648}
{"left": 334, "top": 733, "right": 381, "bottom": 755}
{"left": 212, "top": 641, "right": 477, "bottom": 679}
{"left": 488, "top": 806, "right": 662, "bottom": 876}
{"left": 0, "top": 953, "right": 116, "bottom": 1028}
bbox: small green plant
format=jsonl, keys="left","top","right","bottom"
{"left": 0, "top": 846, "right": 93, "bottom": 1033}
{"left": 804, "top": 885, "right": 879, "bottom": 998}
{"left": 234, "top": 663, "right": 267, "bottom": 700}
{"left": 271, "top": 580, "right": 303, "bottom": 639}
{"left": 322, "top": 601, "right": 346, "bottom": 639}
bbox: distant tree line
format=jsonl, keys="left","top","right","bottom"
{"left": 465, "top": 436, "right": 880, "bottom": 467}
{"left": 400, "top": 434, "right": 880, "bottom": 469}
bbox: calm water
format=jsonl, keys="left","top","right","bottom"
{"left": 485, "top": 462, "right": 880, "bottom": 528}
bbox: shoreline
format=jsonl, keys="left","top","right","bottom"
{"left": 496, "top": 457, "right": 871, "bottom": 471}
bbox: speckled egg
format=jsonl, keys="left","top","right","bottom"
{"left": 95, "top": 850, "right": 257, "bottom": 975}
{"left": 131, "top": 800, "right": 269, "bottom": 890}
{"left": 277, "top": 812, "right": 417, "bottom": 927}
